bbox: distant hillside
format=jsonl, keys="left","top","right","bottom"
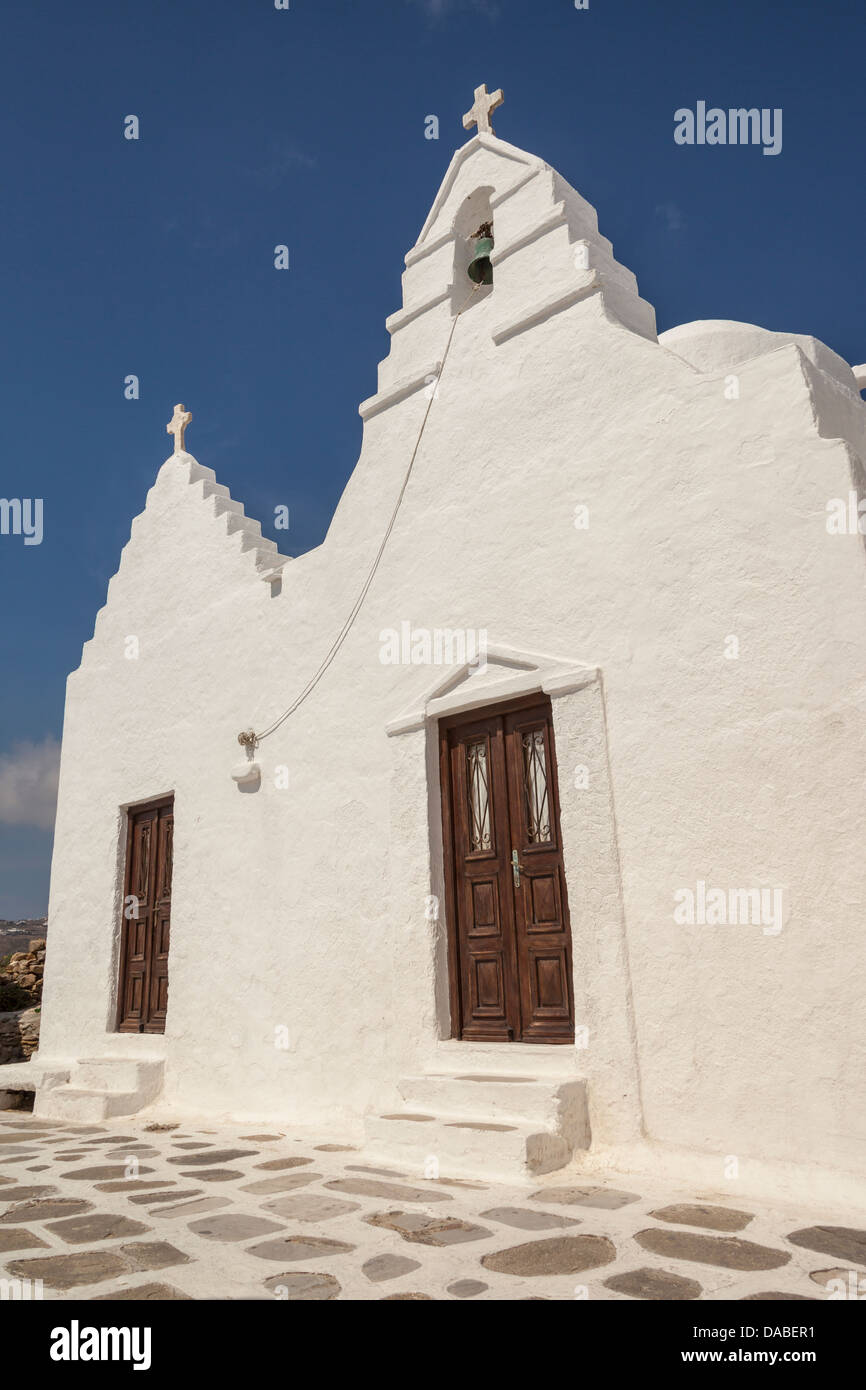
{"left": 0, "top": 918, "right": 47, "bottom": 959}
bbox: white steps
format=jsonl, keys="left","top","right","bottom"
{"left": 0, "top": 1059, "right": 69, "bottom": 1109}
{"left": 34, "top": 1059, "right": 164, "bottom": 1122}
{"left": 363, "top": 1071, "right": 590, "bottom": 1182}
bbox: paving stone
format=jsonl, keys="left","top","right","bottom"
{"left": 346, "top": 1165, "right": 405, "bottom": 1178}
{"left": 80, "top": 1135, "right": 137, "bottom": 1144}
{"left": 481, "top": 1205, "right": 580, "bottom": 1231}
{"left": 447, "top": 1121, "right": 516, "bottom": 1132}
{"left": 604, "top": 1266, "right": 703, "bottom": 1300}
{"left": 242, "top": 1173, "right": 322, "bottom": 1195}
{"left": 482, "top": 1234, "right": 617, "bottom": 1276}
{"left": 741, "top": 1291, "right": 816, "bottom": 1300}
{"left": 25, "top": 1165, "right": 50, "bottom": 1172}
{"left": 45, "top": 1213, "right": 151, "bottom": 1245}
{"left": 0, "top": 1132, "right": 51, "bottom": 1145}
{"left": 180, "top": 1169, "right": 245, "bottom": 1182}
{"left": 105, "top": 1147, "right": 162, "bottom": 1159}
{"left": 650, "top": 1203, "right": 754, "bottom": 1232}
{"left": 433, "top": 1178, "right": 488, "bottom": 1190}
{"left": 786, "top": 1226, "right": 866, "bottom": 1266}
{"left": 448, "top": 1279, "right": 488, "bottom": 1298}
{"left": 62, "top": 1165, "right": 155, "bottom": 1181}
{"left": 809, "top": 1267, "right": 850, "bottom": 1289}
{"left": 262, "top": 1271, "right": 341, "bottom": 1300}
{"left": 326, "top": 1178, "right": 451, "bottom": 1203}
{"left": 0, "top": 1185, "right": 55, "bottom": 1201}
{"left": 530, "top": 1185, "right": 640, "bottom": 1210}
{"left": 0, "top": 1227, "right": 49, "bottom": 1252}
{"left": 261, "top": 1193, "right": 360, "bottom": 1223}
{"left": 172, "top": 1142, "right": 211, "bottom": 1150}
{"left": 143, "top": 1124, "right": 179, "bottom": 1133}
{"left": 248, "top": 1156, "right": 312, "bottom": 1171}
{"left": 93, "top": 1283, "right": 192, "bottom": 1300}
{"left": 365, "top": 1210, "right": 492, "bottom": 1247}
{"left": 95, "top": 1180, "right": 168, "bottom": 1193}
{"left": 150, "top": 1197, "right": 233, "bottom": 1218}
{"left": 0, "top": 1197, "right": 93, "bottom": 1223}
{"left": 314, "top": 1144, "right": 357, "bottom": 1152}
{"left": 254, "top": 1157, "right": 316, "bottom": 1171}
{"left": 247, "top": 1235, "right": 354, "bottom": 1262}
{"left": 381, "top": 1292, "right": 434, "bottom": 1299}
{"left": 118, "top": 1242, "right": 192, "bottom": 1273}
{"left": 128, "top": 1190, "right": 202, "bottom": 1206}
{"left": 362, "top": 1253, "right": 422, "bottom": 1283}
{"left": 166, "top": 1149, "right": 258, "bottom": 1167}
{"left": 7, "top": 1250, "right": 130, "bottom": 1288}
{"left": 635, "top": 1228, "right": 790, "bottom": 1271}
{"left": 240, "top": 1134, "right": 284, "bottom": 1142}
{"left": 188, "top": 1213, "right": 286, "bottom": 1241}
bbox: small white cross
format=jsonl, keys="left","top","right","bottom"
{"left": 463, "top": 83, "right": 505, "bottom": 137}
{"left": 166, "top": 403, "right": 192, "bottom": 454}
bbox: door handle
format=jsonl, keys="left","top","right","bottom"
{"left": 511, "top": 850, "right": 523, "bottom": 887}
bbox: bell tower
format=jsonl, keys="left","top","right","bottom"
{"left": 358, "top": 85, "right": 656, "bottom": 424}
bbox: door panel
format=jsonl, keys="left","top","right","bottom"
{"left": 446, "top": 716, "right": 519, "bottom": 1039}
{"left": 504, "top": 708, "right": 574, "bottom": 1042}
{"left": 116, "top": 797, "right": 173, "bottom": 1034}
{"left": 441, "top": 698, "right": 574, "bottom": 1043}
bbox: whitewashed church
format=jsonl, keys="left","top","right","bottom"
{"left": 8, "top": 87, "right": 866, "bottom": 1193}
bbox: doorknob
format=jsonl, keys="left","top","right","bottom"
{"left": 511, "top": 850, "right": 523, "bottom": 887}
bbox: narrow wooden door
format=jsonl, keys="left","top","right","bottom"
{"left": 116, "top": 797, "right": 173, "bottom": 1034}
{"left": 440, "top": 697, "right": 574, "bottom": 1043}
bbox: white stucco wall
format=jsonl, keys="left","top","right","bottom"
{"left": 39, "top": 135, "right": 866, "bottom": 1181}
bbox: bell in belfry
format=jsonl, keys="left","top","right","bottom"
{"left": 467, "top": 221, "right": 494, "bottom": 285}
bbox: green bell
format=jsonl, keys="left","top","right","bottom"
{"left": 467, "top": 235, "right": 494, "bottom": 285}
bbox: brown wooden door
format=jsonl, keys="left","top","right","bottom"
{"left": 440, "top": 697, "right": 574, "bottom": 1043}
{"left": 116, "top": 797, "right": 173, "bottom": 1034}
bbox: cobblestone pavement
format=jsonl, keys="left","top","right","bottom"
{"left": 0, "top": 1113, "right": 863, "bottom": 1300}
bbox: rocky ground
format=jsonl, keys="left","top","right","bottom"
{"left": 0, "top": 921, "right": 47, "bottom": 960}
{"left": 0, "top": 1112, "right": 863, "bottom": 1300}
{"left": 0, "top": 940, "right": 45, "bottom": 1066}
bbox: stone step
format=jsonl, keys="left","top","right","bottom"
{"left": 398, "top": 1073, "right": 588, "bottom": 1139}
{"left": 33, "top": 1057, "right": 164, "bottom": 1121}
{"left": 0, "top": 1060, "right": 69, "bottom": 1110}
{"left": 0, "top": 1060, "right": 69, "bottom": 1093}
{"left": 34, "top": 1087, "right": 112, "bottom": 1121}
{"left": 363, "top": 1110, "right": 573, "bottom": 1182}
{"left": 74, "top": 1059, "right": 163, "bottom": 1094}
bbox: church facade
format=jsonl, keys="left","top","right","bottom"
{"left": 14, "top": 92, "right": 866, "bottom": 1191}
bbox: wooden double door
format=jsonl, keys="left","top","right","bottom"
{"left": 116, "top": 797, "right": 173, "bottom": 1034}
{"left": 440, "top": 697, "right": 575, "bottom": 1043}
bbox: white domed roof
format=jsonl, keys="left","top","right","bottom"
{"left": 659, "top": 319, "right": 857, "bottom": 391}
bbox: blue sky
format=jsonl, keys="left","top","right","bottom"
{"left": 0, "top": 0, "right": 863, "bottom": 916}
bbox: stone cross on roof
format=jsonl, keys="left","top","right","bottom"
{"left": 463, "top": 83, "right": 505, "bottom": 137}
{"left": 166, "top": 403, "right": 192, "bottom": 454}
